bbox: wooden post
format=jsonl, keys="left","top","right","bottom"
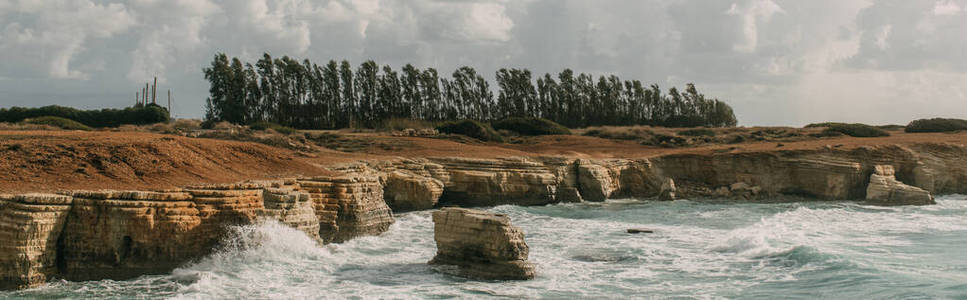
{"left": 152, "top": 77, "right": 157, "bottom": 105}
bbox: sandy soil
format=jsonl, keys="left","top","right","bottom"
{"left": 2, "top": 129, "right": 965, "bottom": 193}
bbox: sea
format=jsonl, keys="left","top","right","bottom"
{"left": 3, "top": 195, "right": 966, "bottom": 299}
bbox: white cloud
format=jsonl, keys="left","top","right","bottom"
{"left": 0, "top": 0, "right": 135, "bottom": 79}
{"left": 727, "top": 0, "right": 784, "bottom": 53}
{"left": 933, "top": 0, "right": 962, "bottom": 15}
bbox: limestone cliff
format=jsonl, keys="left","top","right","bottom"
{"left": 298, "top": 175, "right": 394, "bottom": 243}
{"left": 866, "top": 165, "right": 934, "bottom": 206}
{"left": 429, "top": 208, "right": 536, "bottom": 280}
{"left": 0, "top": 194, "right": 72, "bottom": 290}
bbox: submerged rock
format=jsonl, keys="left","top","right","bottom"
{"left": 429, "top": 208, "right": 536, "bottom": 280}
{"left": 866, "top": 165, "right": 935, "bottom": 206}
{"left": 627, "top": 228, "right": 655, "bottom": 234}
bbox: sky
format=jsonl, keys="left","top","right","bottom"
{"left": 1, "top": 0, "right": 965, "bottom": 126}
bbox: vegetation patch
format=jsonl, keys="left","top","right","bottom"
{"left": 904, "top": 118, "right": 967, "bottom": 133}
{"left": 0, "top": 105, "right": 169, "bottom": 128}
{"left": 23, "top": 116, "right": 92, "bottom": 131}
{"left": 436, "top": 120, "right": 504, "bottom": 142}
{"left": 492, "top": 117, "right": 570, "bottom": 136}
{"left": 677, "top": 128, "right": 716, "bottom": 137}
{"left": 876, "top": 124, "right": 906, "bottom": 131}
{"left": 822, "top": 123, "right": 889, "bottom": 137}
{"left": 249, "top": 121, "right": 298, "bottom": 135}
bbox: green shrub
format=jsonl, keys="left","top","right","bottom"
{"left": 436, "top": 120, "right": 504, "bottom": 142}
{"left": 876, "top": 124, "right": 906, "bottom": 131}
{"left": 822, "top": 123, "right": 889, "bottom": 137}
{"left": 378, "top": 118, "right": 437, "bottom": 131}
{"left": 904, "top": 118, "right": 967, "bottom": 133}
{"left": 0, "top": 104, "right": 169, "bottom": 128}
{"left": 23, "top": 116, "right": 92, "bottom": 131}
{"left": 249, "top": 121, "right": 297, "bottom": 135}
{"left": 804, "top": 122, "right": 848, "bottom": 128}
{"left": 491, "top": 117, "right": 570, "bottom": 136}
{"left": 677, "top": 128, "right": 716, "bottom": 137}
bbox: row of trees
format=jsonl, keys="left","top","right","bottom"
{"left": 204, "top": 53, "right": 737, "bottom": 129}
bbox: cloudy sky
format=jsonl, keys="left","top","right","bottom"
{"left": 1, "top": 0, "right": 966, "bottom": 126}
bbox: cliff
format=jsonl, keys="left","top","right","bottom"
{"left": 2, "top": 141, "right": 967, "bottom": 289}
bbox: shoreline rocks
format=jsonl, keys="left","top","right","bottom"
{"left": 429, "top": 208, "right": 536, "bottom": 280}
{"left": 866, "top": 165, "right": 935, "bottom": 206}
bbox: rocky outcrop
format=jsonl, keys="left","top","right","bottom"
{"left": 0, "top": 175, "right": 395, "bottom": 289}
{"left": 383, "top": 171, "right": 444, "bottom": 212}
{"left": 866, "top": 165, "right": 935, "bottom": 206}
{"left": 429, "top": 208, "right": 536, "bottom": 280}
{"left": 259, "top": 187, "right": 321, "bottom": 242}
{"left": 430, "top": 157, "right": 560, "bottom": 207}
{"left": 298, "top": 175, "right": 394, "bottom": 243}
{"left": 0, "top": 194, "right": 72, "bottom": 290}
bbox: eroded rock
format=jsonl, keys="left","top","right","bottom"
{"left": 429, "top": 208, "right": 536, "bottom": 280}
{"left": 298, "top": 175, "right": 394, "bottom": 243}
{"left": 383, "top": 171, "right": 444, "bottom": 212}
{"left": 0, "top": 194, "right": 72, "bottom": 290}
{"left": 866, "top": 165, "right": 935, "bottom": 206}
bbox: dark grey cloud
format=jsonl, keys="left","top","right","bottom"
{"left": 1, "top": 0, "right": 965, "bottom": 125}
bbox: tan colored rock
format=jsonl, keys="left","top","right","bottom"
{"left": 431, "top": 157, "right": 558, "bottom": 206}
{"left": 0, "top": 194, "right": 72, "bottom": 290}
{"left": 58, "top": 190, "right": 208, "bottom": 281}
{"left": 658, "top": 178, "right": 677, "bottom": 201}
{"left": 866, "top": 165, "right": 935, "bottom": 206}
{"left": 383, "top": 171, "right": 444, "bottom": 212}
{"left": 259, "top": 188, "right": 321, "bottom": 242}
{"left": 429, "top": 208, "right": 536, "bottom": 280}
{"left": 298, "top": 175, "right": 394, "bottom": 243}
{"left": 576, "top": 159, "right": 619, "bottom": 202}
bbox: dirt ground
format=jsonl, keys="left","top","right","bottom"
{"left": 2, "top": 129, "right": 965, "bottom": 193}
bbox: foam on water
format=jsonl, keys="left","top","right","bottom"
{"left": 4, "top": 196, "right": 967, "bottom": 299}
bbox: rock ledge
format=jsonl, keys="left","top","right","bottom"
{"left": 429, "top": 208, "right": 536, "bottom": 280}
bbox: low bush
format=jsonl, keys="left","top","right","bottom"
{"left": 904, "top": 118, "right": 967, "bottom": 133}
{"left": 0, "top": 104, "right": 169, "bottom": 128}
{"left": 804, "top": 122, "right": 849, "bottom": 128}
{"left": 677, "top": 128, "right": 716, "bottom": 137}
{"left": 249, "top": 121, "right": 298, "bottom": 135}
{"left": 23, "top": 116, "right": 92, "bottom": 131}
{"left": 378, "top": 118, "right": 437, "bottom": 132}
{"left": 582, "top": 126, "right": 655, "bottom": 140}
{"left": 436, "top": 120, "right": 504, "bottom": 142}
{"left": 822, "top": 123, "right": 889, "bottom": 137}
{"left": 876, "top": 124, "right": 906, "bottom": 131}
{"left": 491, "top": 117, "right": 570, "bottom": 136}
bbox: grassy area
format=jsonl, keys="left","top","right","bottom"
{"left": 24, "top": 116, "right": 92, "bottom": 131}
{"left": 248, "top": 121, "right": 298, "bottom": 135}
{"left": 822, "top": 123, "right": 889, "bottom": 137}
{"left": 436, "top": 120, "right": 504, "bottom": 142}
{"left": 492, "top": 117, "right": 571, "bottom": 136}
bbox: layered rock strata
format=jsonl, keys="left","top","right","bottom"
{"left": 0, "top": 176, "right": 394, "bottom": 289}
{"left": 866, "top": 165, "right": 935, "bottom": 206}
{"left": 0, "top": 194, "right": 72, "bottom": 290}
{"left": 429, "top": 207, "right": 536, "bottom": 280}
{"left": 298, "top": 175, "right": 394, "bottom": 243}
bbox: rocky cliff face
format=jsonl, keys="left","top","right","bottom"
{"left": 3, "top": 142, "right": 966, "bottom": 290}
{"left": 0, "top": 175, "right": 393, "bottom": 289}
{"left": 429, "top": 207, "right": 536, "bottom": 280}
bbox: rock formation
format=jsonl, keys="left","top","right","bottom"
{"left": 866, "top": 165, "right": 935, "bottom": 206}
{"left": 0, "top": 194, "right": 72, "bottom": 290}
{"left": 429, "top": 207, "right": 536, "bottom": 280}
{"left": 383, "top": 171, "right": 444, "bottom": 212}
{"left": 298, "top": 175, "right": 394, "bottom": 243}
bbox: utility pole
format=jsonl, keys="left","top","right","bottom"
{"left": 144, "top": 83, "right": 149, "bottom": 104}
{"left": 136, "top": 92, "right": 139, "bottom": 105}
{"left": 168, "top": 89, "right": 172, "bottom": 115}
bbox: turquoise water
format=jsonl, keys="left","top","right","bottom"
{"left": 4, "top": 196, "right": 967, "bottom": 299}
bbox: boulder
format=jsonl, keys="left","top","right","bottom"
{"left": 429, "top": 208, "right": 536, "bottom": 280}
{"left": 866, "top": 165, "right": 935, "bottom": 206}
